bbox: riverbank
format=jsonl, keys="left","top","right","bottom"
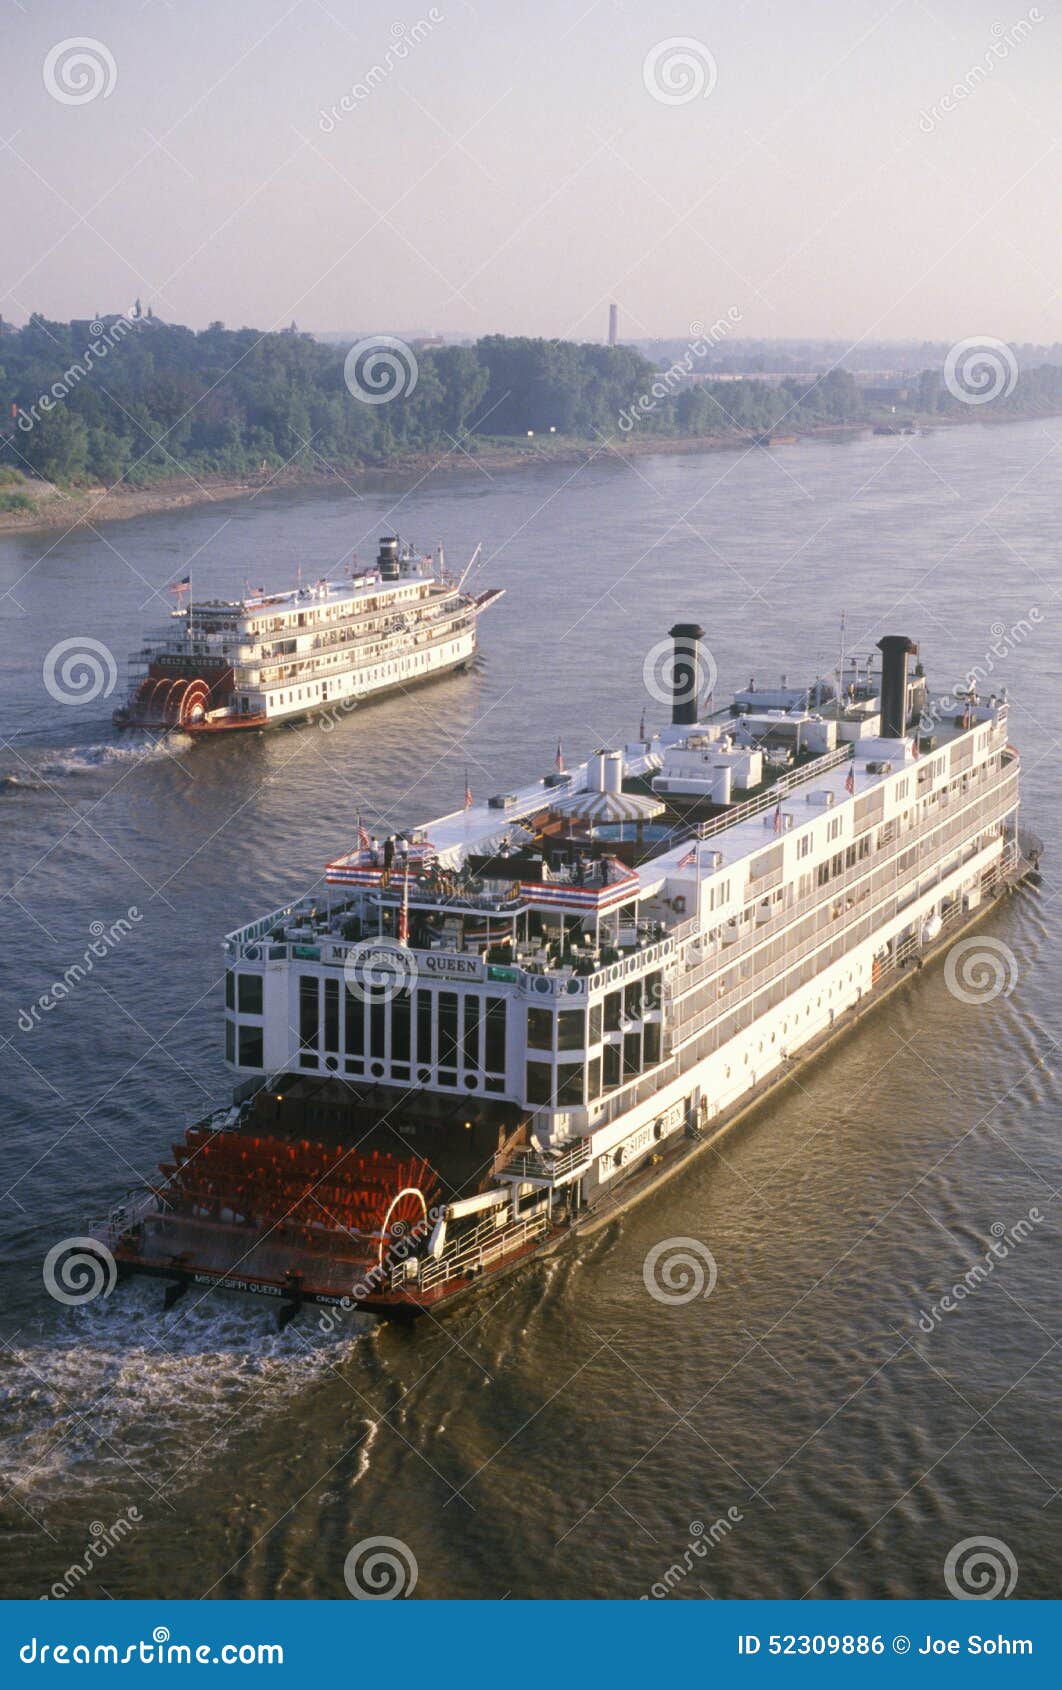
{"left": 0, "top": 411, "right": 1043, "bottom": 536}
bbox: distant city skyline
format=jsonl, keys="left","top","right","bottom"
{"left": 5, "top": 0, "right": 1060, "bottom": 343}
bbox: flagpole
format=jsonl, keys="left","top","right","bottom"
{"left": 398, "top": 851, "right": 410, "bottom": 946}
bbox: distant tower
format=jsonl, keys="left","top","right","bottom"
{"left": 608, "top": 303, "right": 618, "bottom": 347}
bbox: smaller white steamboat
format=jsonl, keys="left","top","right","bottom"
{"left": 113, "top": 536, "right": 503, "bottom": 734}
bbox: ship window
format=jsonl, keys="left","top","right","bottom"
{"left": 416, "top": 989, "right": 432, "bottom": 1064}
{"left": 225, "top": 1021, "right": 235, "bottom": 1063}
{"left": 624, "top": 980, "right": 642, "bottom": 1019}
{"left": 438, "top": 993, "right": 459, "bottom": 1067}
{"left": 238, "top": 1026, "right": 264, "bottom": 1068}
{"left": 797, "top": 834, "right": 812, "bottom": 859}
{"left": 463, "top": 994, "right": 481, "bottom": 1066}
{"left": 643, "top": 972, "right": 662, "bottom": 1013}
{"left": 644, "top": 1022, "right": 661, "bottom": 1066}
{"left": 527, "top": 1006, "right": 553, "bottom": 1050}
{"left": 587, "top": 1055, "right": 602, "bottom": 1100}
{"left": 604, "top": 990, "right": 622, "bottom": 1032}
{"left": 344, "top": 986, "right": 365, "bottom": 1054}
{"left": 588, "top": 1003, "right": 603, "bottom": 1045}
{"left": 323, "top": 979, "right": 339, "bottom": 1051}
{"left": 225, "top": 970, "right": 235, "bottom": 1010}
{"left": 484, "top": 997, "right": 507, "bottom": 1073}
{"left": 369, "top": 997, "right": 387, "bottom": 1057}
{"left": 603, "top": 1043, "right": 622, "bottom": 1090}
{"left": 299, "top": 976, "right": 319, "bottom": 1051}
{"left": 623, "top": 1031, "right": 641, "bottom": 1077}
{"left": 392, "top": 989, "right": 411, "bottom": 1063}
{"left": 556, "top": 1063, "right": 584, "bottom": 1106}
{"left": 526, "top": 1061, "right": 552, "bottom": 1106}
{"left": 557, "top": 1009, "right": 584, "bottom": 1050}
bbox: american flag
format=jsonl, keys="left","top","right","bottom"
{"left": 168, "top": 575, "right": 190, "bottom": 598}
{"left": 555, "top": 739, "right": 565, "bottom": 772}
{"left": 464, "top": 770, "right": 473, "bottom": 810}
{"left": 358, "top": 822, "right": 371, "bottom": 850}
{"left": 844, "top": 766, "right": 855, "bottom": 794}
{"left": 678, "top": 844, "right": 698, "bottom": 868}
{"left": 773, "top": 800, "right": 782, "bottom": 833}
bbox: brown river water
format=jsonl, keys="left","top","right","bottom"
{"left": 0, "top": 420, "right": 1058, "bottom": 1599}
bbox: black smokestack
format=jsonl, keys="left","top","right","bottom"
{"left": 668, "top": 623, "right": 706, "bottom": 726}
{"left": 377, "top": 536, "right": 400, "bottom": 580}
{"left": 877, "top": 634, "right": 918, "bottom": 738}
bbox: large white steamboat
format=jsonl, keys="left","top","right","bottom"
{"left": 102, "top": 626, "right": 1033, "bottom": 1319}
{"left": 113, "top": 536, "right": 503, "bottom": 734}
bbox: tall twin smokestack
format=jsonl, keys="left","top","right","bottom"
{"left": 662, "top": 624, "right": 918, "bottom": 737}
{"left": 668, "top": 623, "right": 706, "bottom": 726}
{"left": 877, "top": 634, "right": 918, "bottom": 738}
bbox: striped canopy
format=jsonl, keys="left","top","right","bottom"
{"left": 548, "top": 788, "right": 665, "bottom": 825}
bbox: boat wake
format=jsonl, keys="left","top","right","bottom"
{"left": 2, "top": 738, "right": 189, "bottom": 787}
{"left": 0, "top": 1283, "right": 368, "bottom": 1508}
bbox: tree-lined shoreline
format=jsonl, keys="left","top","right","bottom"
{"left": 2, "top": 315, "right": 1060, "bottom": 532}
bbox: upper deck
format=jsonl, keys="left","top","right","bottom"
{"left": 221, "top": 626, "right": 1021, "bottom": 1139}
{"left": 147, "top": 538, "right": 454, "bottom": 658}
{"left": 226, "top": 631, "right": 1014, "bottom": 992}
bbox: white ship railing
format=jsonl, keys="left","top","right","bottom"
{"left": 692, "top": 745, "right": 854, "bottom": 842}
{"left": 494, "top": 1141, "right": 593, "bottom": 1184}
{"left": 402, "top": 1210, "right": 549, "bottom": 1292}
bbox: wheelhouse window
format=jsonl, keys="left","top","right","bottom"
{"left": 556, "top": 1063, "right": 584, "bottom": 1106}
{"left": 527, "top": 1006, "right": 553, "bottom": 1050}
{"left": 557, "top": 1009, "right": 584, "bottom": 1051}
{"left": 484, "top": 997, "right": 507, "bottom": 1074}
{"left": 238, "top": 1026, "right": 264, "bottom": 1068}
{"left": 526, "top": 1061, "right": 552, "bottom": 1106}
{"left": 237, "top": 973, "right": 263, "bottom": 1015}
{"left": 299, "top": 976, "right": 319, "bottom": 1051}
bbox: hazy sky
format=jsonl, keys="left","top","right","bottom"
{"left": 5, "top": 0, "right": 1060, "bottom": 342}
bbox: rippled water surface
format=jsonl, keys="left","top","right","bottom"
{"left": 0, "top": 423, "right": 1059, "bottom": 1600}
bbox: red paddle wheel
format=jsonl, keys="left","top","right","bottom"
{"left": 121, "top": 673, "right": 212, "bottom": 728}
{"left": 158, "top": 1129, "right": 440, "bottom": 1265}
{"left": 172, "top": 676, "right": 209, "bottom": 726}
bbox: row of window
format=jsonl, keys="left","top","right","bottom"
{"left": 526, "top": 1021, "right": 663, "bottom": 1108}
{"left": 295, "top": 977, "right": 508, "bottom": 1092}
{"left": 246, "top": 588, "right": 421, "bottom": 637}
{"left": 525, "top": 976, "right": 663, "bottom": 1052}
